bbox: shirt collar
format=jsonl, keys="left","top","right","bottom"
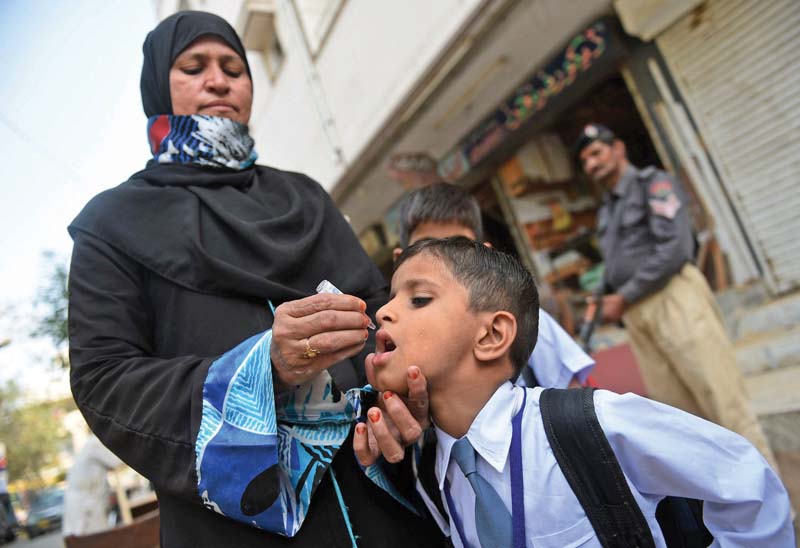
{"left": 433, "top": 382, "right": 523, "bottom": 489}
{"left": 611, "top": 164, "right": 638, "bottom": 199}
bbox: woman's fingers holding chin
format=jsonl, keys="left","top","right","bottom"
{"left": 353, "top": 422, "right": 378, "bottom": 467}
{"left": 366, "top": 408, "right": 405, "bottom": 463}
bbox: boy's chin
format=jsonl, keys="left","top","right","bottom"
{"left": 372, "top": 371, "right": 409, "bottom": 396}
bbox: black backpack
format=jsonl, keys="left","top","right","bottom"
{"left": 540, "top": 387, "right": 713, "bottom": 548}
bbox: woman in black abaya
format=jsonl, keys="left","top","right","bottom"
{"left": 67, "top": 11, "right": 442, "bottom": 547}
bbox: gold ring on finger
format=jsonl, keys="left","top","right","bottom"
{"left": 301, "top": 338, "right": 320, "bottom": 359}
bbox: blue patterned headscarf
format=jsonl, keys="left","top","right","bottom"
{"left": 147, "top": 114, "right": 258, "bottom": 170}
{"left": 140, "top": 11, "right": 256, "bottom": 170}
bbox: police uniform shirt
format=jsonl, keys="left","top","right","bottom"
{"left": 429, "top": 384, "right": 793, "bottom": 547}
{"left": 597, "top": 165, "right": 695, "bottom": 304}
{"left": 516, "top": 309, "right": 594, "bottom": 389}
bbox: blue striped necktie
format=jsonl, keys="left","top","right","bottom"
{"left": 451, "top": 437, "right": 513, "bottom": 548}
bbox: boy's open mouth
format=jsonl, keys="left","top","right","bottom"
{"left": 376, "top": 330, "right": 396, "bottom": 354}
{"left": 374, "top": 330, "right": 396, "bottom": 366}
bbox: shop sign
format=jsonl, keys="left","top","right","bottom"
{"left": 437, "top": 20, "right": 615, "bottom": 182}
{"left": 387, "top": 152, "right": 441, "bottom": 189}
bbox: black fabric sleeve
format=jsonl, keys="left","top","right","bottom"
{"left": 68, "top": 233, "right": 212, "bottom": 502}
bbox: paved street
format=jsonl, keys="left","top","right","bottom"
{"left": 8, "top": 531, "right": 62, "bottom": 548}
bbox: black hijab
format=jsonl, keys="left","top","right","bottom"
{"left": 69, "top": 11, "right": 385, "bottom": 305}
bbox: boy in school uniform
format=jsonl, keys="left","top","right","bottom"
{"left": 394, "top": 182, "right": 594, "bottom": 389}
{"left": 368, "top": 236, "right": 793, "bottom": 547}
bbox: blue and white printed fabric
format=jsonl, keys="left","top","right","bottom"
{"left": 147, "top": 114, "right": 258, "bottom": 170}
{"left": 196, "top": 330, "right": 416, "bottom": 537}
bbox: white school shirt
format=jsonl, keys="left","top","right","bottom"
{"left": 517, "top": 309, "right": 594, "bottom": 389}
{"left": 430, "top": 384, "right": 794, "bottom": 548}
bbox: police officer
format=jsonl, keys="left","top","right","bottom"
{"left": 576, "top": 124, "right": 778, "bottom": 471}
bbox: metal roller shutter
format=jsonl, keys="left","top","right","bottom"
{"left": 657, "top": 0, "right": 800, "bottom": 293}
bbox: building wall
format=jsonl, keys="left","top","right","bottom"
{"left": 655, "top": 0, "right": 800, "bottom": 293}
{"left": 158, "top": 0, "right": 484, "bottom": 190}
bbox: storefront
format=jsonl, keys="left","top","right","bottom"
{"left": 364, "top": 17, "right": 708, "bottom": 333}
{"left": 350, "top": 0, "right": 799, "bottom": 336}
{"left": 437, "top": 20, "right": 658, "bottom": 330}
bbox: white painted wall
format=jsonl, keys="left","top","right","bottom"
{"left": 158, "top": 0, "right": 483, "bottom": 189}
{"left": 313, "top": 0, "right": 482, "bottom": 168}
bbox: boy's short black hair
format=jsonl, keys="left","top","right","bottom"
{"left": 396, "top": 237, "right": 538, "bottom": 378}
{"left": 398, "top": 183, "right": 484, "bottom": 248}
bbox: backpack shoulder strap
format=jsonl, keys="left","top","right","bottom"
{"left": 539, "top": 388, "right": 655, "bottom": 548}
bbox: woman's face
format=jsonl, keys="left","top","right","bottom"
{"left": 169, "top": 35, "right": 253, "bottom": 125}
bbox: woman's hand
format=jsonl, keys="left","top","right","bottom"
{"left": 270, "top": 293, "right": 371, "bottom": 388}
{"left": 353, "top": 363, "right": 430, "bottom": 465}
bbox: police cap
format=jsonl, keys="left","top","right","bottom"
{"left": 573, "top": 123, "right": 617, "bottom": 158}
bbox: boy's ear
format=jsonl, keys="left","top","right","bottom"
{"left": 474, "top": 311, "right": 517, "bottom": 364}
{"left": 392, "top": 247, "right": 403, "bottom": 262}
